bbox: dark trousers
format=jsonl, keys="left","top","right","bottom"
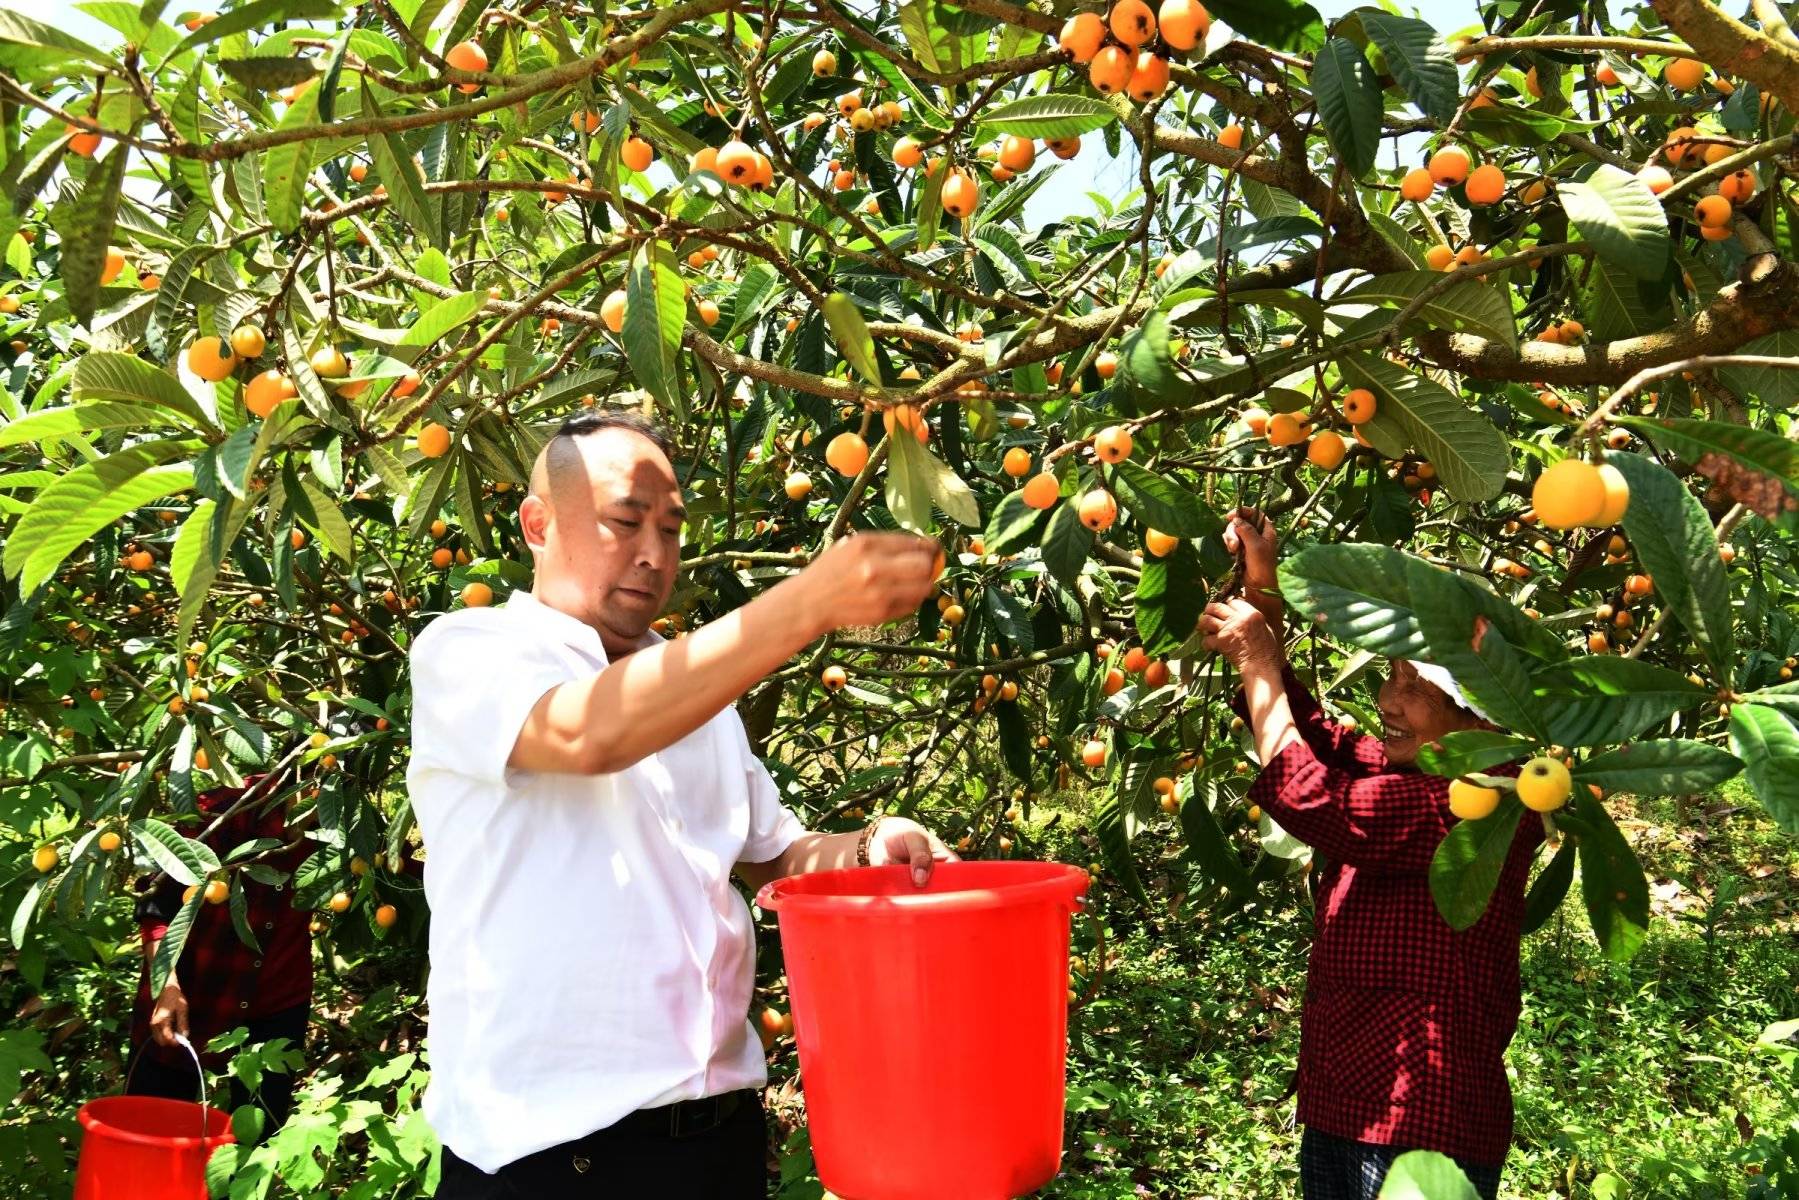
{"left": 1300, "top": 1127, "right": 1502, "bottom": 1200}
{"left": 124, "top": 1003, "right": 308, "bottom": 1139}
{"left": 437, "top": 1090, "right": 767, "bottom": 1199}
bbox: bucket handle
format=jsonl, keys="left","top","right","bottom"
{"left": 125, "top": 1033, "right": 219, "bottom": 1143}
{"left": 1069, "top": 902, "right": 1107, "bottom": 1013}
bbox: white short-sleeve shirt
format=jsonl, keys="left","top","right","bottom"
{"left": 405, "top": 589, "right": 805, "bottom": 1172}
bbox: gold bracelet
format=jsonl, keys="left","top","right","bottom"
{"left": 856, "top": 817, "right": 885, "bottom": 867}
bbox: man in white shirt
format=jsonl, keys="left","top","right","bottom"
{"left": 408, "top": 411, "right": 954, "bottom": 1198}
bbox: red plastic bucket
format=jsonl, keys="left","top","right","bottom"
{"left": 73, "top": 1096, "right": 235, "bottom": 1200}
{"left": 758, "top": 860, "right": 1089, "bottom": 1200}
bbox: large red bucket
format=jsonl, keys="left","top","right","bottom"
{"left": 73, "top": 1096, "right": 235, "bottom": 1200}
{"left": 758, "top": 860, "right": 1089, "bottom": 1200}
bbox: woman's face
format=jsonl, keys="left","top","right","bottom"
{"left": 1376, "top": 661, "right": 1473, "bottom": 764}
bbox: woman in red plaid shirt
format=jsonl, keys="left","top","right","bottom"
{"left": 1198, "top": 510, "right": 1542, "bottom": 1200}
{"left": 126, "top": 746, "right": 315, "bottom": 1134}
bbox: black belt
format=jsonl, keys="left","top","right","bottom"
{"left": 612, "top": 1088, "right": 751, "bottom": 1140}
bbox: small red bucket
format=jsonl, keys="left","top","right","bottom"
{"left": 758, "top": 860, "right": 1089, "bottom": 1200}
{"left": 73, "top": 1095, "right": 235, "bottom": 1200}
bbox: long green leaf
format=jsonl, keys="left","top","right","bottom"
{"left": 1333, "top": 272, "right": 1517, "bottom": 350}
{"left": 1618, "top": 416, "right": 1798, "bottom": 501}
{"left": 622, "top": 242, "right": 688, "bottom": 417}
{"left": 1416, "top": 730, "right": 1533, "bottom": 778}
{"left": 363, "top": 85, "right": 443, "bottom": 249}
{"left": 975, "top": 94, "right": 1118, "bottom": 140}
{"left": 0, "top": 402, "right": 178, "bottom": 447}
{"left": 0, "top": 8, "right": 115, "bottom": 66}
{"left": 1430, "top": 800, "right": 1525, "bottom": 930}
{"left": 1203, "top": 0, "right": 1324, "bottom": 51}
{"left": 1407, "top": 559, "right": 1547, "bottom": 739}
{"left": 1278, "top": 542, "right": 1426, "bottom": 659}
{"left": 1558, "top": 164, "right": 1670, "bottom": 279}
{"left": 1533, "top": 655, "right": 1710, "bottom": 746}
{"left": 130, "top": 817, "right": 221, "bottom": 888}
{"left": 1311, "top": 39, "right": 1383, "bottom": 177}
{"left": 822, "top": 292, "right": 883, "bottom": 388}
{"left": 1107, "top": 460, "right": 1218, "bottom": 538}
{"left": 52, "top": 146, "right": 129, "bottom": 328}
{"left": 1729, "top": 704, "right": 1799, "bottom": 834}
{"left": 1360, "top": 13, "right": 1458, "bottom": 124}
{"left": 398, "top": 290, "right": 487, "bottom": 349}
{"left": 261, "top": 79, "right": 320, "bottom": 234}
{"left": 1338, "top": 353, "right": 1509, "bottom": 500}
{"left": 1568, "top": 792, "right": 1649, "bottom": 961}
{"left": 1611, "top": 453, "right": 1734, "bottom": 678}
{"left": 150, "top": 889, "right": 203, "bottom": 997}
{"left": 73, "top": 350, "right": 214, "bottom": 429}
{"left": 1572, "top": 739, "right": 1742, "bottom": 794}
{"left": 3, "top": 445, "right": 194, "bottom": 596}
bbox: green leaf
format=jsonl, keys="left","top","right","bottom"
{"left": 1040, "top": 502, "right": 1090, "bottom": 591}
{"left": 1377, "top": 1150, "right": 1482, "bottom": 1200}
{"left": 0, "top": 401, "right": 175, "bottom": 447}
{"left": 1338, "top": 354, "right": 1508, "bottom": 501}
{"left": 1430, "top": 800, "right": 1525, "bottom": 930}
{"left": 1116, "top": 311, "right": 1184, "bottom": 405}
{"left": 1406, "top": 559, "right": 1547, "bottom": 740}
{"left": 1557, "top": 164, "right": 1671, "bottom": 280}
{"left": 1572, "top": 739, "right": 1741, "bottom": 794}
{"left": 822, "top": 292, "right": 883, "bottom": 388}
{"left": 1567, "top": 791, "right": 1649, "bottom": 961}
{"left": 71, "top": 352, "right": 212, "bottom": 431}
{"left": 884, "top": 425, "right": 936, "bottom": 534}
{"left": 975, "top": 94, "right": 1118, "bottom": 141}
{"left": 1617, "top": 416, "right": 1798, "bottom": 498}
{"left": 1416, "top": 730, "right": 1533, "bottom": 778}
{"left": 52, "top": 146, "right": 128, "bottom": 328}
{"left": 622, "top": 242, "right": 687, "bottom": 417}
{"left": 398, "top": 290, "right": 487, "bottom": 349}
{"left": 1135, "top": 541, "right": 1207, "bottom": 657}
{"left": 363, "top": 86, "right": 443, "bottom": 249}
{"left": 130, "top": 817, "right": 221, "bottom": 888}
{"left": 884, "top": 427, "right": 976, "bottom": 529}
{"left": 1715, "top": 331, "right": 1799, "bottom": 406}
{"left": 897, "top": 0, "right": 953, "bottom": 73}
{"left": 1333, "top": 272, "right": 1517, "bottom": 350}
{"left": 1520, "top": 840, "right": 1577, "bottom": 935}
{"left": 0, "top": 7, "right": 115, "bottom": 66}
{"left": 1581, "top": 257, "right": 1672, "bottom": 341}
{"left": 1278, "top": 542, "right": 1426, "bottom": 659}
{"left": 1610, "top": 453, "right": 1734, "bottom": 678}
{"left": 1729, "top": 704, "right": 1799, "bottom": 834}
{"left": 1311, "top": 39, "right": 1383, "bottom": 177}
{"left": 1094, "top": 790, "right": 1147, "bottom": 902}
{"left": 261, "top": 78, "right": 320, "bottom": 234}
{"left": 1360, "top": 13, "right": 1459, "bottom": 124}
{"left": 1106, "top": 461, "right": 1218, "bottom": 539}
{"left": 1180, "top": 778, "right": 1257, "bottom": 893}
{"left": 1533, "top": 655, "right": 1710, "bottom": 746}
{"left": 984, "top": 489, "right": 1043, "bottom": 557}
{"left": 1203, "top": 0, "right": 1324, "bottom": 51}
{"left": 175, "top": 0, "right": 339, "bottom": 50}
{"left": 150, "top": 888, "right": 204, "bottom": 998}
{"left": 3, "top": 444, "right": 193, "bottom": 597}
{"left": 299, "top": 479, "right": 355, "bottom": 563}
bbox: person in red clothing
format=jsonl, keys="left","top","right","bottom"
{"left": 1198, "top": 510, "right": 1542, "bottom": 1200}
{"left": 127, "top": 748, "right": 315, "bottom": 1135}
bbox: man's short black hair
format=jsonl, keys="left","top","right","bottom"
{"left": 553, "top": 410, "right": 673, "bottom": 459}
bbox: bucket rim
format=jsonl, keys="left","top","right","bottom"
{"left": 77, "top": 1095, "right": 237, "bottom": 1151}
{"left": 755, "top": 861, "right": 1089, "bottom": 914}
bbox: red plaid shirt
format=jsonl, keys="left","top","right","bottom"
{"left": 132, "top": 776, "right": 314, "bottom": 1064}
{"left": 1236, "top": 670, "right": 1541, "bottom": 1167}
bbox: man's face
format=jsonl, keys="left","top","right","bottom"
{"left": 1376, "top": 661, "right": 1468, "bottom": 765}
{"left": 522, "top": 429, "right": 685, "bottom": 655}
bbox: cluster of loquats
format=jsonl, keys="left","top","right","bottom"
{"left": 1059, "top": 1, "right": 1210, "bottom": 104}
